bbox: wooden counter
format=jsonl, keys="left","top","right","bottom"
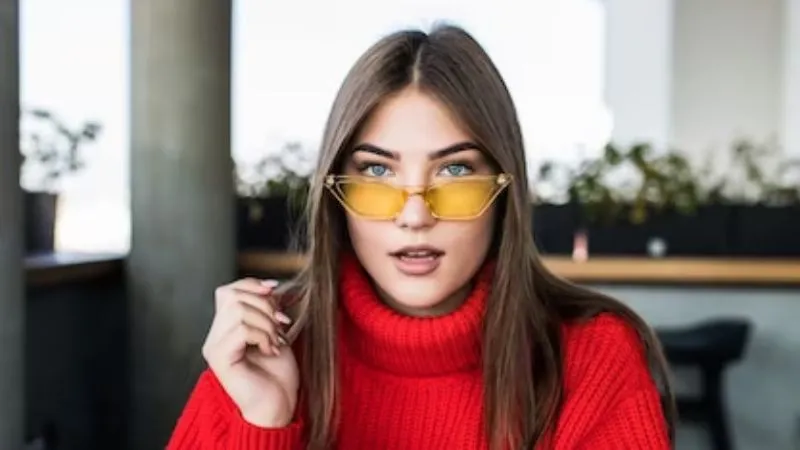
{"left": 24, "top": 251, "right": 800, "bottom": 287}
{"left": 238, "top": 251, "right": 800, "bottom": 286}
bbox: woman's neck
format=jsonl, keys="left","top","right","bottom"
{"left": 338, "top": 252, "right": 495, "bottom": 376}
{"left": 374, "top": 282, "right": 473, "bottom": 317}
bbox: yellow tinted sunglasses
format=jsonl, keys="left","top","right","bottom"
{"left": 324, "top": 173, "right": 512, "bottom": 220}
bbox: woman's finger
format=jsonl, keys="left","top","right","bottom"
{"left": 216, "top": 322, "right": 278, "bottom": 366}
{"left": 240, "top": 302, "right": 288, "bottom": 347}
{"left": 228, "top": 278, "right": 280, "bottom": 295}
{"left": 232, "top": 289, "right": 293, "bottom": 325}
{"left": 214, "top": 278, "right": 278, "bottom": 311}
{"left": 209, "top": 289, "right": 290, "bottom": 347}
{"left": 217, "top": 300, "right": 287, "bottom": 347}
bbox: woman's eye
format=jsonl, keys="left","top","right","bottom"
{"left": 439, "top": 163, "right": 473, "bottom": 177}
{"left": 360, "top": 163, "right": 392, "bottom": 177}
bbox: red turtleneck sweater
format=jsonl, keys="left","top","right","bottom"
{"left": 168, "top": 256, "right": 669, "bottom": 449}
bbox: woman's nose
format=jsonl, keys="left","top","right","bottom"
{"left": 394, "top": 193, "right": 435, "bottom": 229}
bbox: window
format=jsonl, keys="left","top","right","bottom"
{"left": 21, "top": 0, "right": 129, "bottom": 253}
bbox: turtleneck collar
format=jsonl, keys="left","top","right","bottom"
{"left": 338, "top": 252, "right": 495, "bottom": 377}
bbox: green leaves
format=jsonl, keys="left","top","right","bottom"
{"left": 535, "top": 138, "right": 800, "bottom": 225}
{"left": 234, "top": 141, "right": 313, "bottom": 208}
{"left": 537, "top": 142, "right": 700, "bottom": 225}
{"left": 19, "top": 107, "right": 103, "bottom": 193}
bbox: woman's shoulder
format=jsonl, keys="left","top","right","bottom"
{"left": 553, "top": 314, "right": 671, "bottom": 448}
{"left": 562, "top": 312, "right": 642, "bottom": 348}
{"left": 560, "top": 312, "right": 655, "bottom": 393}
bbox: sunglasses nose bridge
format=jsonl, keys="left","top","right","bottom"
{"left": 395, "top": 186, "right": 436, "bottom": 220}
{"left": 404, "top": 185, "right": 426, "bottom": 196}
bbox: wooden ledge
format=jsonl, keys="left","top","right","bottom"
{"left": 238, "top": 251, "right": 800, "bottom": 286}
{"left": 24, "top": 250, "right": 800, "bottom": 287}
{"left": 542, "top": 257, "right": 800, "bottom": 285}
{"left": 26, "top": 252, "right": 125, "bottom": 287}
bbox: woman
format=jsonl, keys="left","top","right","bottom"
{"left": 168, "top": 24, "right": 674, "bottom": 450}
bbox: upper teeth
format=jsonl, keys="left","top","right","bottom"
{"left": 405, "top": 251, "right": 432, "bottom": 257}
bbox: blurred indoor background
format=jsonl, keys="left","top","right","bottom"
{"left": 1, "top": 0, "right": 799, "bottom": 449}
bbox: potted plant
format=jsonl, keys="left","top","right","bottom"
{"left": 612, "top": 143, "right": 734, "bottom": 257}
{"left": 534, "top": 142, "right": 728, "bottom": 256}
{"left": 532, "top": 144, "right": 623, "bottom": 255}
{"left": 19, "top": 108, "right": 101, "bottom": 253}
{"left": 719, "top": 139, "right": 800, "bottom": 256}
{"left": 574, "top": 142, "right": 717, "bottom": 256}
{"left": 235, "top": 141, "right": 312, "bottom": 251}
{"left": 533, "top": 136, "right": 800, "bottom": 257}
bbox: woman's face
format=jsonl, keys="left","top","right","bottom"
{"left": 341, "top": 87, "right": 499, "bottom": 316}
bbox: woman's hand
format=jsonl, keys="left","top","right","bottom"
{"left": 202, "top": 278, "right": 299, "bottom": 427}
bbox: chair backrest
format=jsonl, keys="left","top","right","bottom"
{"left": 693, "top": 319, "right": 752, "bottom": 362}
{"left": 656, "top": 318, "right": 753, "bottom": 366}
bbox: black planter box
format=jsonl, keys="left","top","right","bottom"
{"left": 532, "top": 204, "right": 579, "bottom": 255}
{"left": 729, "top": 205, "right": 800, "bottom": 256}
{"left": 532, "top": 203, "right": 733, "bottom": 257}
{"left": 236, "top": 196, "right": 306, "bottom": 251}
{"left": 24, "top": 192, "right": 58, "bottom": 254}
{"left": 238, "top": 198, "right": 800, "bottom": 257}
{"left": 588, "top": 205, "right": 733, "bottom": 256}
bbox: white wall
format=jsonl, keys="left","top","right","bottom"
{"left": 671, "top": 0, "right": 784, "bottom": 158}
{"left": 605, "top": 0, "right": 796, "bottom": 160}
{"left": 604, "top": 0, "right": 673, "bottom": 149}
{"left": 784, "top": 0, "right": 800, "bottom": 156}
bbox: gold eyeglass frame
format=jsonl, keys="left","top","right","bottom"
{"left": 324, "top": 173, "right": 513, "bottom": 220}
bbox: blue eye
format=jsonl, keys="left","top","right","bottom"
{"left": 440, "top": 163, "right": 473, "bottom": 177}
{"left": 360, "top": 163, "right": 391, "bottom": 177}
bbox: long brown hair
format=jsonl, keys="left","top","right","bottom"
{"left": 285, "top": 24, "right": 676, "bottom": 450}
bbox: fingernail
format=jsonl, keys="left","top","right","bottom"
{"left": 275, "top": 311, "right": 292, "bottom": 324}
{"left": 276, "top": 335, "right": 288, "bottom": 346}
{"left": 260, "top": 279, "right": 279, "bottom": 288}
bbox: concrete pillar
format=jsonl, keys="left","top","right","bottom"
{"left": 128, "top": 2, "right": 235, "bottom": 448}
{"left": 0, "top": 0, "right": 24, "bottom": 447}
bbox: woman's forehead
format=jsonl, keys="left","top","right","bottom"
{"left": 353, "top": 88, "right": 473, "bottom": 159}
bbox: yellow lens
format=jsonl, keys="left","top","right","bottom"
{"left": 340, "top": 180, "right": 405, "bottom": 218}
{"left": 426, "top": 179, "right": 497, "bottom": 218}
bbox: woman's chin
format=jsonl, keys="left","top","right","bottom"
{"left": 379, "top": 283, "right": 468, "bottom": 317}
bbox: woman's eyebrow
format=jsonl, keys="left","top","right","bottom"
{"left": 351, "top": 141, "right": 483, "bottom": 160}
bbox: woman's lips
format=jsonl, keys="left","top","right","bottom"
{"left": 389, "top": 246, "right": 444, "bottom": 276}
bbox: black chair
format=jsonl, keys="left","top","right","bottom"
{"left": 656, "top": 319, "right": 752, "bottom": 450}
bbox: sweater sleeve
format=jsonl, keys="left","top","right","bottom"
{"left": 166, "top": 369, "right": 304, "bottom": 450}
{"left": 576, "top": 388, "right": 670, "bottom": 450}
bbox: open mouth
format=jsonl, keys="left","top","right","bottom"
{"left": 389, "top": 246, "right": 445, "bottom": 276}
{"left": 394, "top": 249, "right": 442, "bottom": 261}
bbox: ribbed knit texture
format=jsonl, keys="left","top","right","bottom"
{"left": 167, "top": 254, "right": 669, "bottom": 449}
